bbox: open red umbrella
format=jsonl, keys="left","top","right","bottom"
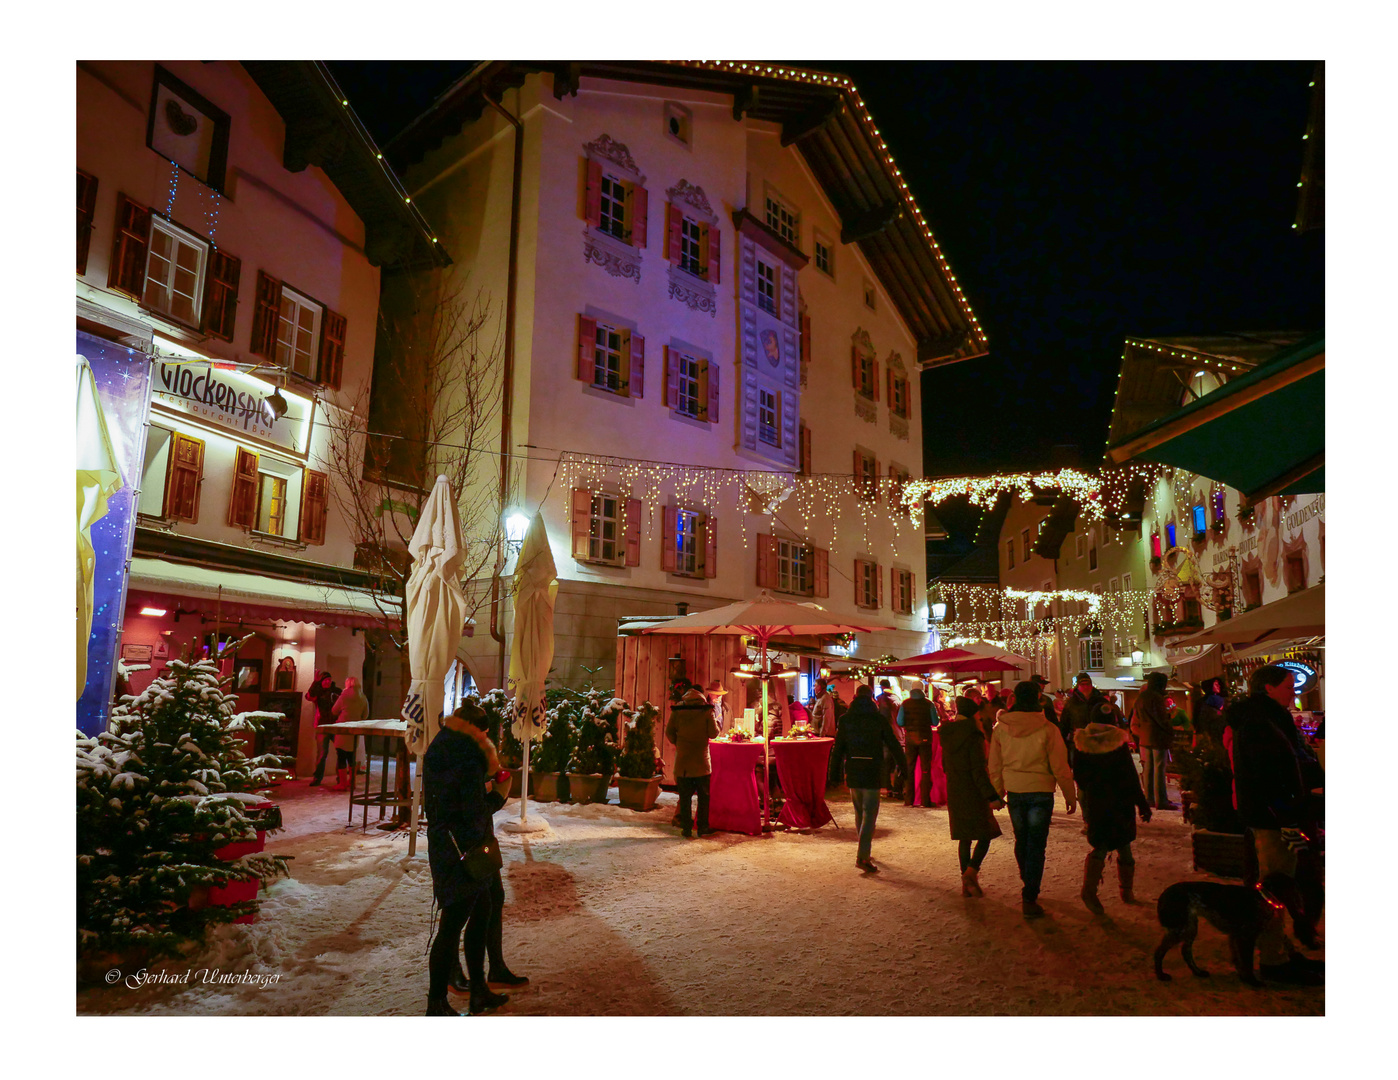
{"left": 642, "top": 591, "right": 893, "bottom": 828}
{"left": 878, "top": 642, "right": 1031, "bottom": 677}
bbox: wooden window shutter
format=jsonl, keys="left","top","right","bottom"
{"left": 300, "top": 469, "right": 329, "bottom": 545}
{"left": 661, "top": 505, "right": 678, "bottom": 573}
{"left": 664, "top": 346, "right": 680, "bottom": 410}
{"left": 108, "top": 194, "right": 151, "bottom": 298}
{"left": 853, "top": 448, "right": 862, "bottom": 485}
{"left": 708, "top": 227, "right": 720, "bottom": 283}
{"left": 851, "top": 345, "right": 859, "bottom": 389}
{"left": 886, "top": 366, "right": 893, "bottom": 407}
{"left": 201, "top": 249, "right": 242, "bottom": 342}
{"left": 628, "top": 332, "right": 645, "bottom": 398}
{"left": 319, "top": 309, "right": 347, "bottom": 390}
{"left": 799, "top": 311, "right": 811, "bottom": 382}
{"left": 873, "top": 358, "right": 880, "bottom": 401}
{"left": 906, "top": 570, "right": 916, "bottom": 614}
{"left": 584, "top": 159, "right": 603, "bottom": 227}
{"left": 577, "top": 315, "right": 597, "bottom": 382}
{"left": 703, "top": 514, "right": 718, "bottom": 578}
{"left": 665, "top": 203, "right": 683, "bottom": 261}
{"left": 228, "top": 446, "right": 259, "bottom": 528}
{"left": 877, "top": 564, "right": 884, "bottom": 610}
{"left": 813, "top": 547, "right": 829, "bottom": 598}
{"left": 250, "top": 270, "right": 283, "bottom": 360}
{"left": 630, "top": 185, "right": 648, "bottom": 248}
{"left": 798, "top": 422, "right": 811, "bottom": 476}
{"left": 571, "top": 488, "right": 593, "bottom": 560}
{"left": 165, "top": 432, "right": 204, "bottom": 523}
{"left": 77, "top": 170, "right": 98, "bottom": 276}
{"left": 756, "top": 533, "right": 778, "bottom": 589}
{"left": 624, "top": 497, "right": 642, "bottom": 566}
{"left": 854, "top": 559, "right": 866, "bottom": 605}
{"left": 874, "top": 457, "right": 881, "bottom": 502}
{"left": 706, "top": 361, "right": 720, "bottom": 423}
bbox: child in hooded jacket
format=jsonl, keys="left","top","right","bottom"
{"left": 1072, "top": 702, "right": 1153, "bottom": 912}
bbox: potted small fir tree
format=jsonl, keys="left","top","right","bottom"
{"left": 616, "top": 701, "right": 663, "bottom": 811}
{"left": 531, "top": 702, "right": 575, "bottom": 803}
{"left": 567, "top": 697, "right": 619, "bottom": 804}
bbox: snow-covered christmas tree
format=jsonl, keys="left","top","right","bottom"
{"left": 77, "top": 655, "right": 291, "bottom": 962}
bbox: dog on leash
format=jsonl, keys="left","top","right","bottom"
{"left": 1153, "top": 881, "right": 1286, "bottom": 986}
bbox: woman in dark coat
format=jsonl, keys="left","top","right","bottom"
{"left": 1072, "top": 715, "right": 1152, "bottom": 913}
{"left": 423, "top": 702, "right": 510, "bottom": 1016}
{"left": 941, "top": 696, "right": 1004, "bottom": 898}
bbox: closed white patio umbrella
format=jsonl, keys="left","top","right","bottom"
{"left": 403, "top": 475, "right": 470, "bottom": 857}
{"left": 504, "top": 512, "right": 558, "bottom": 833}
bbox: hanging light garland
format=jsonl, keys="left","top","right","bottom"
{"left": 901, "top": 468, "right": 1105, "bottom": 521}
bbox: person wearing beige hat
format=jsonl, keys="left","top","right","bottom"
{"left": 703, "top": 679, "right": 731, "bottom": 731}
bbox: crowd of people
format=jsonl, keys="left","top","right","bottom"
{"left": 415, "top": 662, "right": 1322, "bottom": 1012}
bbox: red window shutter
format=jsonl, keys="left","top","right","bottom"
{"left": 665, "top": 204, "right": 683, "bottom": 261}
{"left": 628, "top": 332, "right": 644, "bottom": 398}
{"left": 703, "top": 514, "right": 718, "bottom": 578}
{"left": 708, "top": 227, "right": 720, "bottom": 283}
{"left": 250, "top": 270, "right": 283, "bottom": 360}
{"left": 853, "top": 448, "right": 862, "bottom": 485}
{"left": 228, "top": 446, "right": 259, "bottom": 528}
{"left": 77, "top": 170, "right": 98, "bottom": 276}
{"left": 200, "top": 249, "right": 241, "bottom": 342}
{"left": 577, "top": 315, "right": 597, "bottom": 382}
{"left": 873, "top": 359, "right": 881, "bottom": 401}
{"left": 799, "top": 311, "right": 811, "bottom": 382}
{"left": 300, "top": 469, "right": 329, "bottom": 545}
{"left": 854, "top": 559, "right": 866, "bottom": 605}
{"left": 165, "top": 433, "right": 204, "bottom": 522}
{"left": 630, "top": 185, "right": 648, "bottom": 248}
{"left": 319, "top": 309, "right": 347, "bottom": 389}
{"left": 813, "top": 547, "right": 829, "bottom": 598}
{"left": 624, "top": 497, "right": 642, "bottom": 566}
{"left": 584, "top": 159, "right": 603, "bottom": 227}
{"left": 661, "top": 505, "right": 678, "bottom": 573}
{"left": 108, "top": 194, "right": 151, "bottom": 298}
{"left": 886, "top": 366, "right": 893, "bottom": 406}
{"left": 877, "top": 564, "right": 884, "bottom": 610}
{"left": 756, "top": 533, "right": 778, "bottom": 589}
{"left": 706, "top": 361, "right": 720, "bottom": 423}
{"left": 664, "top": 346, "right": 679, "bottom": 410}
{"left": 851, "top": 345, "right": 859, "bottom": 389}
{"left": 571, "top": 488, "right": 593, "bottom": 560}
{"left": 874, "top": 458, "right": 881, "bottom": 502}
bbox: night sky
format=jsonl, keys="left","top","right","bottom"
{"left": 328, "top": 60, "right": 1323, "bottom": 548}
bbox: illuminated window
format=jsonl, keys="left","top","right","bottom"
{"left": 1079, "top": 636, "right": 1104, "bottom": 672}
{"left": 252, "top": 457, "right": 303, "bottom": 539}
{"left": 1150, "top": 531, "right": 1162, "bottom": 559}
{"left": 1193, "top": 504, "right": 1208, "bottom": 535}
{"left": 675, "top": 508, "right": 701, "bottom": 576}
{"left": 1166, "top": 521, "right": 1177, "bottom": 549}
{"left": 276, "top": 286, "right": 322, "bottom": 380}
{"left": 143, "top": 217, "right": 208, "bottom": 327}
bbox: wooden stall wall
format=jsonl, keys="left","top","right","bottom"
{"left": 616, "top": 633, "right": 748, "bottom": 784}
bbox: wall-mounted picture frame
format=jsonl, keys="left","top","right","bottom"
{"left": 233, "top": 658, "right": 264, "bottom": 694}
{"left": 121, "top": 643, "right": 153, "bottom": 663}
{"left": 146, "top": 65, "right": 231, "bottom": 193}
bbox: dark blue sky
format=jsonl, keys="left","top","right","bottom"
{"left": 329, "top": 60, "right": 1323, "bottom": 543}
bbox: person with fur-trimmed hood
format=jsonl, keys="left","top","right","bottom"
{"left": 1072, "top": 709, "right": 1152, "bottom": 913}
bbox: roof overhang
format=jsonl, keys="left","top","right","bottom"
{"left": 387, "top": 60, "right": 984, "bottom": 366}
{"left": 241, "top": 61, "right": 450, "bottom": 271}
{"left": 1105, "top": 333, "right": 1324, "bottom": 506}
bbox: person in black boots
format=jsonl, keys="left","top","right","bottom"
{"left": 1072, "top": 714, "right": 1152, "bottom": 913}
{"left": 307, "top": 671, "right": 340, "bottom": 786}
{"left": 942, "top": 696, "right": 1004, "bottom": 897}
{"left": 896, "top": 687, "right": 936, "bottom": 807}
{"left": 423, "top": 702, "right": 511, "bottom": 1016}
{"left": 445, "top": 706, "right": 527, "bottom": 997}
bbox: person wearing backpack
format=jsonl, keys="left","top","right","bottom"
{"left": 1130, "top": 671, "right": 1177, "bottom": 810}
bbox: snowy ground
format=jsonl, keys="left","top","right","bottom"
{"left": 78, "top": 773, "right": 1323, "bottom": 1016}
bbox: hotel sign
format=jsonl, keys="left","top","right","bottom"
{"left": 152, "top": 362, "right": 314, "bottom": 456}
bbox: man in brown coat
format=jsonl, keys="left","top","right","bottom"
{"left": 1130, "top": 671, "right": 1177, "bottom": 810}
{"left": 666, "top": 686, "right": 721, "bottom": 837}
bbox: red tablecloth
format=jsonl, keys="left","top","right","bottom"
{"left": 708, "top": 739, "right": 765, "bottom": 835}
{"left": 773, "top": 737, "right": 834, "bottom": 830}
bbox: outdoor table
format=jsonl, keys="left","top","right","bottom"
{"left": 772, "top": 737, "right": 834, "bottom": 830}
{"left": 314, "top": 719, "right": 413, "bottom": 832}
{"left": 707, "top": 738, "right": 765, "bottom": 835}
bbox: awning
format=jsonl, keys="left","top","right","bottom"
{"left": 1169, "top": 582, "right": 1324, "bottom": 651}
{"left": 1105, "top": 332, "right": 1323, "bottom": 505}
{"left": 127, "top": 556, "right": 399, "bottom": 631}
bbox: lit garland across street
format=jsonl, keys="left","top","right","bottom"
{"left": 900, "top": 468, "right": 1105, "bottom": 520}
